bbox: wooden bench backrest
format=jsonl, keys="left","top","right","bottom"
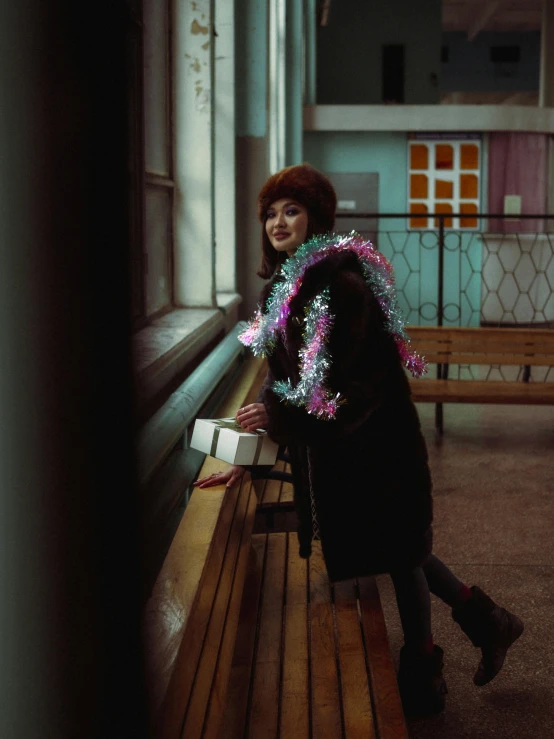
{"left": 407, "top": 326, "right": 554, "bottom": 367}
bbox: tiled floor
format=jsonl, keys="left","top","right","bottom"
{"left": 377, "top": 403, "right": 554, "bottom": 739}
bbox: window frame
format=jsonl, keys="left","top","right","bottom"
{"left": 407, "top": 136, "right": 482, "bottom": 231}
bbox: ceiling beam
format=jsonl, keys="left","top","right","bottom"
{"left": 468, "top": 0, "right": 504, "bottom": 41}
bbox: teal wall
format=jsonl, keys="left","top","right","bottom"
{"left": 304, "top": 131, "right": 408, "bottom": 229}
{"left": 236, "top": 0, "right": 267, "bottom": 137}
{"left": 304, "top": 131, "right": 481, "bottom": 326}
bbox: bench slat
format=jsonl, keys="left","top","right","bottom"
{"left": 359, "top": 577, "right": 409, "bottom": 739}
{"left": 153, "top": 480, "right": 240, "bottom": 738}
{"left": 217, "top": 535, "right": 267, "bottom": 739}
{"left": 280, "top": 533, "right": 310, "bottom": 739}
{"left": 181, "top": 478, "right": 254, "bottom": 739}
{"left": 412, "top": 341, "right": 554, "bottom": 366}
{"left": 411, "top": 378, "right": 554, "bottom": 404}
{"left": 309, "top": 542, "right": 343, "bottom": 739}
{"left": 411, "top": 338, "right": 554, "bottom": 353}
{"left": 248, "top": 532, "right": 287, "bottom": 739}
{"left": 408, "top": 326, "right": 554, "bottom": 344}
{"left": 334, "top": 579, "right": 377, "bottom": 739}
{"left": 202, "top": 484, "right": 257, "bottom": 739}
{"left": 415, "top": 351, "right": 554, "bottom": 366}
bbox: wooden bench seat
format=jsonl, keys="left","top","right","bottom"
{"left": 220, "top": 534, "right": 408, "bottom": 739}
{"left": 145, "top": 355, "right": 408, "bottom": 738}
{"left": 143, "top": 356, "right": 267, "bottom": 739}
{"left": 412, "top": 377, "right": 554, "bottom": 404}
{"left": 408, "top": 325, "right": 554, "bottom": 432}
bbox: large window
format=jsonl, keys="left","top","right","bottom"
{"left": 127, "top": 0, "right": 237, "bottom": 325}
{"left": 408, "top": 136, "right": 481, "bottom": 230}
{"left": 127, "top": 0, "right": 174, "bottom": 323}
{"left": 143, "top": 0, "right": 174, "bottom": 317}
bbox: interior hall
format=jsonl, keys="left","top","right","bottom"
{"left": 1, "top": 1, "right": 553, "bottom": 737}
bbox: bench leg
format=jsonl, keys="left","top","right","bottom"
{"left": 435, "top": 402, "right": 444, "bottom": 435}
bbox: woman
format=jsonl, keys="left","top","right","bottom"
{"left": 195, "top": 164, "right": 523, "bottom": 717}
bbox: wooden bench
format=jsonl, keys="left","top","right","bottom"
{"left": 221, "top": 533, "right": 408, "bottom": 739}
{"left": 143, "top": 356, "right": 267, "bottom": 739}
{"left": 408, "top": 325, "right": 554, "bottom": 433}
{"left": 144, "top": 356, "right": 408, "bottom": 738}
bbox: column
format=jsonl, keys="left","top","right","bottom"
{"left": 215, "top": 0, "right": 237, "bottom": 294}
{"left": 539, "top": 0, "right": 554, "bottom": 107}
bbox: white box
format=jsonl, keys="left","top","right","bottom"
{"left": 190, "top": 417, "right": 278, "bottom": 466}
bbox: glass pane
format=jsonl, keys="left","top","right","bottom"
{"left": 461, "top": 143, "right": 479, "bottom": 170}
{"left": 434, "top": 203, "right": 453, "bottom": 228}
{"left": 410, "top": 144, "right": 428, "bottom": 170}
{"left": 460, "top": 174, "right": 478, "bottom": 199}
{"left": 144, "top": 0, "right": 169, "bottom": 174}
{"left": 410, "top": 203, "right": 428, "bottom": 229}
{"left": 145, "top": 187, "right": 172, "bottom": 316}
{"left": 410, "top": 174, "right": 428, "bottom": 199}
{"left": 435, "top": 144, "right": 453, "bottom": 170}
{"left": 460, "top": 202, "right": 478, "bottom": 228}
{"left": 435, "top": 179, "right": 453, "bottom": 199}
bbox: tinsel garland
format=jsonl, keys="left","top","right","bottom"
{"left": 271, "top": 287, "right": 344, "bottom": 419}
{"left": 239, "top": 231, "right": 427, "bottom": 419}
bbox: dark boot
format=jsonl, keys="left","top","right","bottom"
{"left": 452, "top": 585, "right": 524, "bottom": 686}
{"left": 398, "top": 644, "right": 448, "bottom": 718}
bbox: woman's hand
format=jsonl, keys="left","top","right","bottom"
{"left": 193, "top": 464, "right": 245, "bottom": 489}
{"left": 236, "top": 402, "right": 269, "bottom": 432}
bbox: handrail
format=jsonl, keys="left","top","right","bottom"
{"left": 137, "top": 321, "right": 247, "bottom": 487}
{"left": 335, "top": 212, "right": 554, "bottom": 219}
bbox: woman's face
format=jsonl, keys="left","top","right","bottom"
{"left": 265, "top": 198, "right": 309, "bottom": 257}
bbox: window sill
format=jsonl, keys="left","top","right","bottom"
{"left": 134, "top": 293, "right": 242, "bottom": 412}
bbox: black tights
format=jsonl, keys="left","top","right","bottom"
{"left": 390, "top": 554, "right": 467, "bottom": 651}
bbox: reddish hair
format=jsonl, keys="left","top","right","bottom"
{"left": 256, "top": 164, "right": 337, "bottom": 279}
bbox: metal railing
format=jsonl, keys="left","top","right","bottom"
{"left": 337, "top": 212, "right": 554, "bottom": 330}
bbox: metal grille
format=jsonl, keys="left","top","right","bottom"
{"left": 338, "top": 213, "right": 554, "bottom": 382}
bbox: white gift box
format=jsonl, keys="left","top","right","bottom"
{"left": 190, "top": 417, "right": 278, "bottom": 466}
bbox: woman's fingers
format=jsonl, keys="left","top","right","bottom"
{"left": 227, "top": 470, "right": 241, "bottom": 488}
{"left": 194, "top": 471, "right": 227, "bottom": 488}
{"left": 236, "top": 403, "right": 269, "bottom": 431}
{"left": 194, "top": 465, "right": 245, "bottom": 489}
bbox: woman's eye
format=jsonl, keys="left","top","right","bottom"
{"left": 286, "top": 208, "right": 299, "bottom": 216}
{"left": 266, "top": 212, "right": 275, "bottom": 219}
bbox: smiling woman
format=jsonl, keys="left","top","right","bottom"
{"left": 265, "top": 198, "right": 309, "bottom": 256}
{"left": 195, "top": 163, "right": 524, "bottom": 720}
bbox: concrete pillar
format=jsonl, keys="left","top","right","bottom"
{"left": 285, "top": 0, "right": 304, "bottom": 165}
{"left": 0, "top": 2, "right": 148, "bottom": 736}
{"left": 539, "top": 0, "right": 554, "bottom": 107}
{"left": 269, "top": 0, "right": 287, "bottom": 173}
{"left": 235, "top": 0, "right": 270, "bottom": 319}
{"left": 304, "top": 0, "right": 317, "bottom": 106}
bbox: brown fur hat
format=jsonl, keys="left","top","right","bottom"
{"left": 257, "top": 163, "right": 337, "bottom": 232}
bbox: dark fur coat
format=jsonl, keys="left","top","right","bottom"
{"left": 256, "top": 250, "right": 433, "bottom": 583}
